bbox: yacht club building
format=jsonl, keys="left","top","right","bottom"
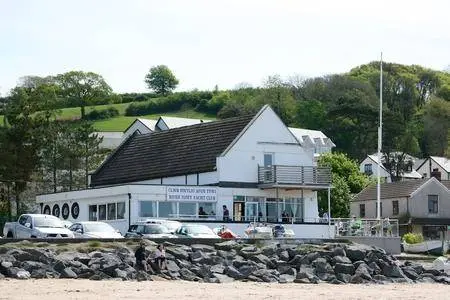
{"left": 36, "top": 105, "right": 334, "bottom": 238}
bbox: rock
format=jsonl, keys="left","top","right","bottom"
{"left": 294, "top": 277, "right": 311, "bottom": 284}
{"left": 238, "top": 265, "right": 258, "bottom": 278}
{"left": 215, "top": 240, "right": 240, "bottom": 251}
{"left": 30, "top": 268, "right": 59, "bottom": 279}
{"left": 332, "top": 247, "right": 346, "bottom": 257}
{"left": 261, "top": 244, "right": 277, "bottom": 257}
{"left": 334, "top": 263, "right": 355, "bottom": 275}
{"left": 225, "top": 266, "right": 243, "bottom": 279}
{"left": 210, "top": 264, "right": 225, "bottom": 274}
{"left": 191, "top": 244, "right": 216, "bottom": 253}
{"left": 88, "top": 253, "right": 123, "bottom": 276}
{"left": 382, "top": 265, "right": 406, "bottom": 278}
{"left": 6, "top": 249, "right": 35, "bottom": 262}
{"left": 313, "top": 258, "right": 333, "bottom": 274}
{"left": 330, "top": 278, "right": 345, "bottom": 284}
{"left": 278, "top": 250, "right": 290, "bottom": 262}
{"left": 232, "top": 256, "right": 248, "bottom": 268}
{"left": 332, "top": 256, "right": 352, "bottom": 265}
{"left": 345, "top": 245, "right": 370, "bottom": 262}
{"left": 166, "top": 260, "right": 180, "bottom": 273}
{"left": 391, "top": 277, "right": 412, "bottom": 284}
{"left": 279, "top": 274, "right": 295, "bottom": 283}
{"left": 336, "top": 273, "right": 351, "bottom": 283}
{"left": 368, "top": 262, "right": 381, "bottom": 275}
{"left": 209, "top": 255, "right": 224, "bottom": 265}
{"left": 0, "top": 261, "right": 13, "bottom": 275}
{"left": 190, "top": 250, "right": 209, "bottom": 264}
{"left": 434, "top": 276, "right": 450, "bottom": 284}
{"left": 354, "top": 264, "right": 372, "bottom": 280}
{"left": 349, "top": 274, "right": 366, "bottom": 284}
{"left": 305, "top": 252, "right": 320, "bottom": 264}
{"left": 277, "top": 265, "right": 297, "bottom": 276}
{"left": 239, "top": 246, "right": 262, "bottom": 259}
{"left": 135, "top": 271, "right": 152, "bottom": 282}
{"left": 404, "top": 261, "right": 424, "bottom": 274}
{"left": 56, "top": 252, "right": 91, "bottom": 266}
{"left": 352, "top": 260, "right": 366, "bottom": 269}
{"left": 402, "top": 267, "right": 420, "bottom": 281}
{"left": 20, "top": 261, "right": 47, "bottom": 272}
{"left": 61, "top": 267, "right": 78, "bottom": 279}
{"left": 179, "top": 268, "right": 201, "bottom": 281}
{"left": 373, "top": 274, "right": 391, "bottom": 282}
{"left": 114, "top": 268, "right": 128, "bottom": 280}
{"left": 16, "top": 270, "right": 31, "bottom": 279}
{"left": 432, "top": 257, "right": 450, "bottom": 271}
{"left": 216, "top": 249, "right": 237, "bottom": 260}
{"left": 296, "top": 265, "right": 316, "bottom": 281}
{"left": 423, "top": 268, "right": 442, "bottom": 276}
{"left": 213, "top": 273, "right": 234, "bottom": 283}
{"left": 252, "top": 269, "right": 278, "bottom": 283}
{"left": 247, "top": 275, "right": 263, "bottom": 282}
{"left": 250, "top": 254, "right": 271, "bottom": 266}
{"left": 166, "top": 247, "right": 190, "bottom": 260}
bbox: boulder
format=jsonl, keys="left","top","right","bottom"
{"left": 239, "top": 246, "right": 262, "bottom": 259}
{"left": 278, "top": 250, "right": 290, "bottom": 262}
{"left": 8, "top": 267, "right": 30, "bottom": 279}
{"left": 114, "top": 268, "right": 129, "bottom": 280}
{"left": 345, "top": 245, "right": 370, "bottom": 262}
{"left": 166, "top": 260, "right": 180, "bottom": 273}
{"left": 238, "top": 265, "right": 258, "bottom": 278}
{"left": 334, "top": 263, "right": 355, "bottom": 275}
{"left": 210, "top": 264, "right": 225, "bottom": 274}
{"left": 88, "top": 253, "right": 123, "bottom": 276}
{"left": 250, "top": 254, "right": 271, "bottom": 266}
{"left": 313, "top": 258, "right": 333, "bottom": 274}
{"left": 296, "top": 265, "right": 316, "bottom": 281}
{"left": 261, "top": 244, "right": 277, "bottom": 257}
{"left": 278, "top": 274, "right": 295, "bottom": 283}
{"left": 349, "top": 274, "right": 366, "bottom": 284}
{"left": 61, "top": 267, "right": 78, "bottom": 279}
{"left": 225, "top": 266, "right": 243, "bottom": 279}
{"left": 404, "top": 261, "right": 424, "bottom": 274}
{"left": 332, "top": 256, "right": 352, "bottom": 265}
{"left": 30, "top": 268, "right": 59, "bottom": 279}
{"left": 354, "top": 264, "right": 372, "bottom": 280}
{"left": 336, "top": 272, "right": 351, "bottom": 283}
{"left": 402, "top": 267, "right": 420, "bottom": 281}
{"left": 232, "top": 255, "right": 248, "bottom": 268}
{"left": 6, "top": 249, "right": 35, "bottom": 262}
{"left": 166, "top": 247, "right": 190, "bottom": 260}
{"left": 332, "top": 247, "right": 346, "bottom": 257}
{"left": 0, "top": 261, "right": 13, "bottom": 275}
{"left": 368, "top": 261, "right": 381, "bottom": 275}
{"left": 191, "top": 244, "right": 215, "bottom": 253}
{"left": 216, "top": 249, "right": 237, "bottom": 260}
{"left": 373, "top": 274, "right": 391, "bottom": 282}
{"left": 215, "top": 240, "right": 240, "bottom": 251}
{"left": 190, "top": 250, "right": 209, "bottom": 264}
{"left": 382, "top": 264, "right": 406, "bottom": 278}
{"left": 179, "top": 268, "right": 201, "bottom": 281}
{"left": 20, "top": 261, "right": 47, "bottom": 272}
{"left": 212, "top": 273, "right": 234, "bottom": 283}
{"left": 135, "top": 271, "right": 152, "bottom": 282}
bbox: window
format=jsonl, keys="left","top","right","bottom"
{"left": 159, "top": 201, "right": 177, "bottom": 218}
{"left": 140, "top": 201, "right": 157, "bottom": 218}
{"left": 179, "top": 202, "right": 196, "bottom": 218}
{"left": 375, "top": 202, "right": 383, "bottom": 217}
{"left": 423, "top": 225, "right": 440, "bottom": 240}
{"left": 359, "top": 204, "right": 365, "bottom": 218}
{"left": 117, "top": 202, "right": 125, "bottom": 219}
{"left": 89, "top": 205, "right": 97, "bottom": 221}
{"left": 392, "top": 200, "right": 399, "bottom": 215}
{"left": 201, "top": 202, "right": 215, "bottom": 217}
{"left": 107, "top": 203, "right": 116, "bottom": 220}
{"left": 428, "top": 195, "right": 438, "bottom": 214}
{"left": 364, "top": 164, "right": 373, "bottom": 175}
{"left": 264, "top": 153, "right": 274, "bottom": 167}
{"left": 98, "top": 204, "right": 106, "bottom": 220}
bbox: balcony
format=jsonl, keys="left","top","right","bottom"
{"left": 258, "top": 165, "right": 332, "bottom": 189}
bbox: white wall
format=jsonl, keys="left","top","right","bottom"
{"left": 162, "top": 176, "right": 186, "bottom": 185}
{"left": 359, "top": 157, "right": 391, "bottom": 183}
{"left": 122, "top": 121, "right": 153, "bottom": 140}
{"left": 217, "top": 107, "right": 313, "bottom": 183}
{"left": 417, "top": 159, "right": 450, "bottom": 180}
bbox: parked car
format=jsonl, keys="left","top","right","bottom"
{"left": 125, "top": 223, "right": 177, "bottom": 239}
{"left": 3, "top": 214, "right": 75, "bottom": 239}
{"left": 175, "top": 224, "right": 220, "bottom": 239}
{"left": 135, "top": 218, "right": 181, "bottom": 233}
{"left": 69, "top": 221, "right": 123, "bottom": 239}
{"left": 61, "top": 220, "right": 72, "bottom": 228}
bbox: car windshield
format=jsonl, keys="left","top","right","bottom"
{"left": 144, "top": 225, "right": 170, "bottom": 234}
{"left": 163, "top": 221, "right": 181, "bottom": 232}
{"left": 84, "top": 223, "right": 115, "bottom": 233}
{"left": 34, "top": 216, "right": 64, "bottom": 228}
{"left": 187, "top": 225, "right": 213, "bottom": 235}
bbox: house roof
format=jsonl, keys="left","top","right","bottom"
{"left": 122, "top": 118, "right": 158, "bottom": 134}
{"left": 157, "top": 116, "right": 209, "bottom": 129}
{"left": 354, "top": 179, "right": 430, "bottom": 201}
{"left": 288, "top": 127, "right": 336, "bottom": 148}
{"left": 90, "top": 114, "right": 255, "bottom": 187}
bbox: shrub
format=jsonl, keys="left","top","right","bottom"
{"left": 85, "top": 107, "right": 119, "bottom": 120}
{"left": 403, "top": 233, "right": 424, "bottom": 244}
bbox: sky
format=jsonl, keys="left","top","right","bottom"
{"left": 1, "top": 0, "right": 449, "bottom": 95}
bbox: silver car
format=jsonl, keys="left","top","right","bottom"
{"left": 125, "top": 223, "right": 177, "bottom": 238}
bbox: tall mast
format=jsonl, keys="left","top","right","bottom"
{"left": 376, "top": 52, "right": 383, "bottom": 220}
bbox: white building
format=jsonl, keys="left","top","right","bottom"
{"left": 416, "top": 156, "right": 450, "bottom": 181}
{"left": 359, "top": 154, "right": 422, "bottom": 183}
{"left": 37, "top": 106, "right": 334, "bottom": 238}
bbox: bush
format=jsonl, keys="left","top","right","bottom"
{"left": 85, "top": 107, "right": 119, "bottom": 120}
{"left": 403, "top": 233, "right": 424, "bottom": 244}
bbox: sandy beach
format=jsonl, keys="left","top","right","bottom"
{"left": 0, "top": 279, "right": 449, "bottom": 300}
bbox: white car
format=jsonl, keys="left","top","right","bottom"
{"left": 69, "top": 221, "right": 123, "bottom": 239}
{"left": 135, "top": 218, "right": 181, "bottom": 233}
{"left": 125, "top": 223, "right": 177, "bottom": 239}
{"left": 175, "top": 224, "right": 220, "bottom": 239}
{"left": 3, "top": 214, "right": 75, "bottom": 239}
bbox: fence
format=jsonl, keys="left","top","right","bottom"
{"left": 332, "top": 218, "right": 399, "bottom": 238}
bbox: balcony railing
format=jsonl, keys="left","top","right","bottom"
{"left": 258, "top": 165, "right": 332, "bottom": 186}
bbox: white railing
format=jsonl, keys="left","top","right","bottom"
{"left": 331, "top": 218, "right": 399, "bottom": 238}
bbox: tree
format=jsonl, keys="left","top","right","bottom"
{"left": 144, "top": 65, "right": 179, "bottom": 96}
{"left": 422, "top": 98, "right": 450, "bottom": 156}
{"left": 317, "top": 153, "right": 370, "bottom": 218}
{"left": 56, "top": 71, "right": 112, "bottom": 119}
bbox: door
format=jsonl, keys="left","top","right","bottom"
{"left": 245, "top": 202, "right": 258, "bottom": 222}
{"left": 233, "top": 202, "right": 244, "bottom": 221}
{"left": 16, "top": 215, "right": 31, "bottom": 238}
{"left": 264, "top": 153, "right": 274, "bottom": 166}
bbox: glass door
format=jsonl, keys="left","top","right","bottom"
{"left": 245, "top": 202, "right": 258, "bottom": 222}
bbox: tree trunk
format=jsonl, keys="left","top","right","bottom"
{"left": 81, "top": 106, "right": 86, "bottom": 120}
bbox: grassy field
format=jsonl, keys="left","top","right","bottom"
{"left": 0, "top": 102, "right": 215, "bottom": 131}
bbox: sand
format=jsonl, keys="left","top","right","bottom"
{"left": 1, "top": 279, "right": 450, "bottom": 300}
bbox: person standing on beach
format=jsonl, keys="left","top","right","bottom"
{"left": 134, "top": 241, "right": 148, "bottom": 272}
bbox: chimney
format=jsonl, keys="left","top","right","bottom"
{"left": 431, "top": 168, "right": 441, "bottom": 181}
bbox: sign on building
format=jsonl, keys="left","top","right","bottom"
{"left": 166, "top": 186, "right": 217, "bottom": 201}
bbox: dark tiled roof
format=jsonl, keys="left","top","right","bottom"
{"left": 91, "top": 114, "right": 255, "bottom": 186}
{"left": 354, "top": 179, "right": 429, "bottom": 201}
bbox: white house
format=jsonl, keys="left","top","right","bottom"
{"left": 416, "top": 156, "right": 450, "bottom": 181}
{"left": 36, "top": 105, "right": 334, "bottom": 238}
{"left": 288, "top": 128, "right": 335, "bottom": 161}
{"left": 359, "top": 154, "right": 422, "bottom": 183}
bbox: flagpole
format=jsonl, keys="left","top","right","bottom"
{"left": 376, "top": 52, "right": 383, "bottom": 222}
